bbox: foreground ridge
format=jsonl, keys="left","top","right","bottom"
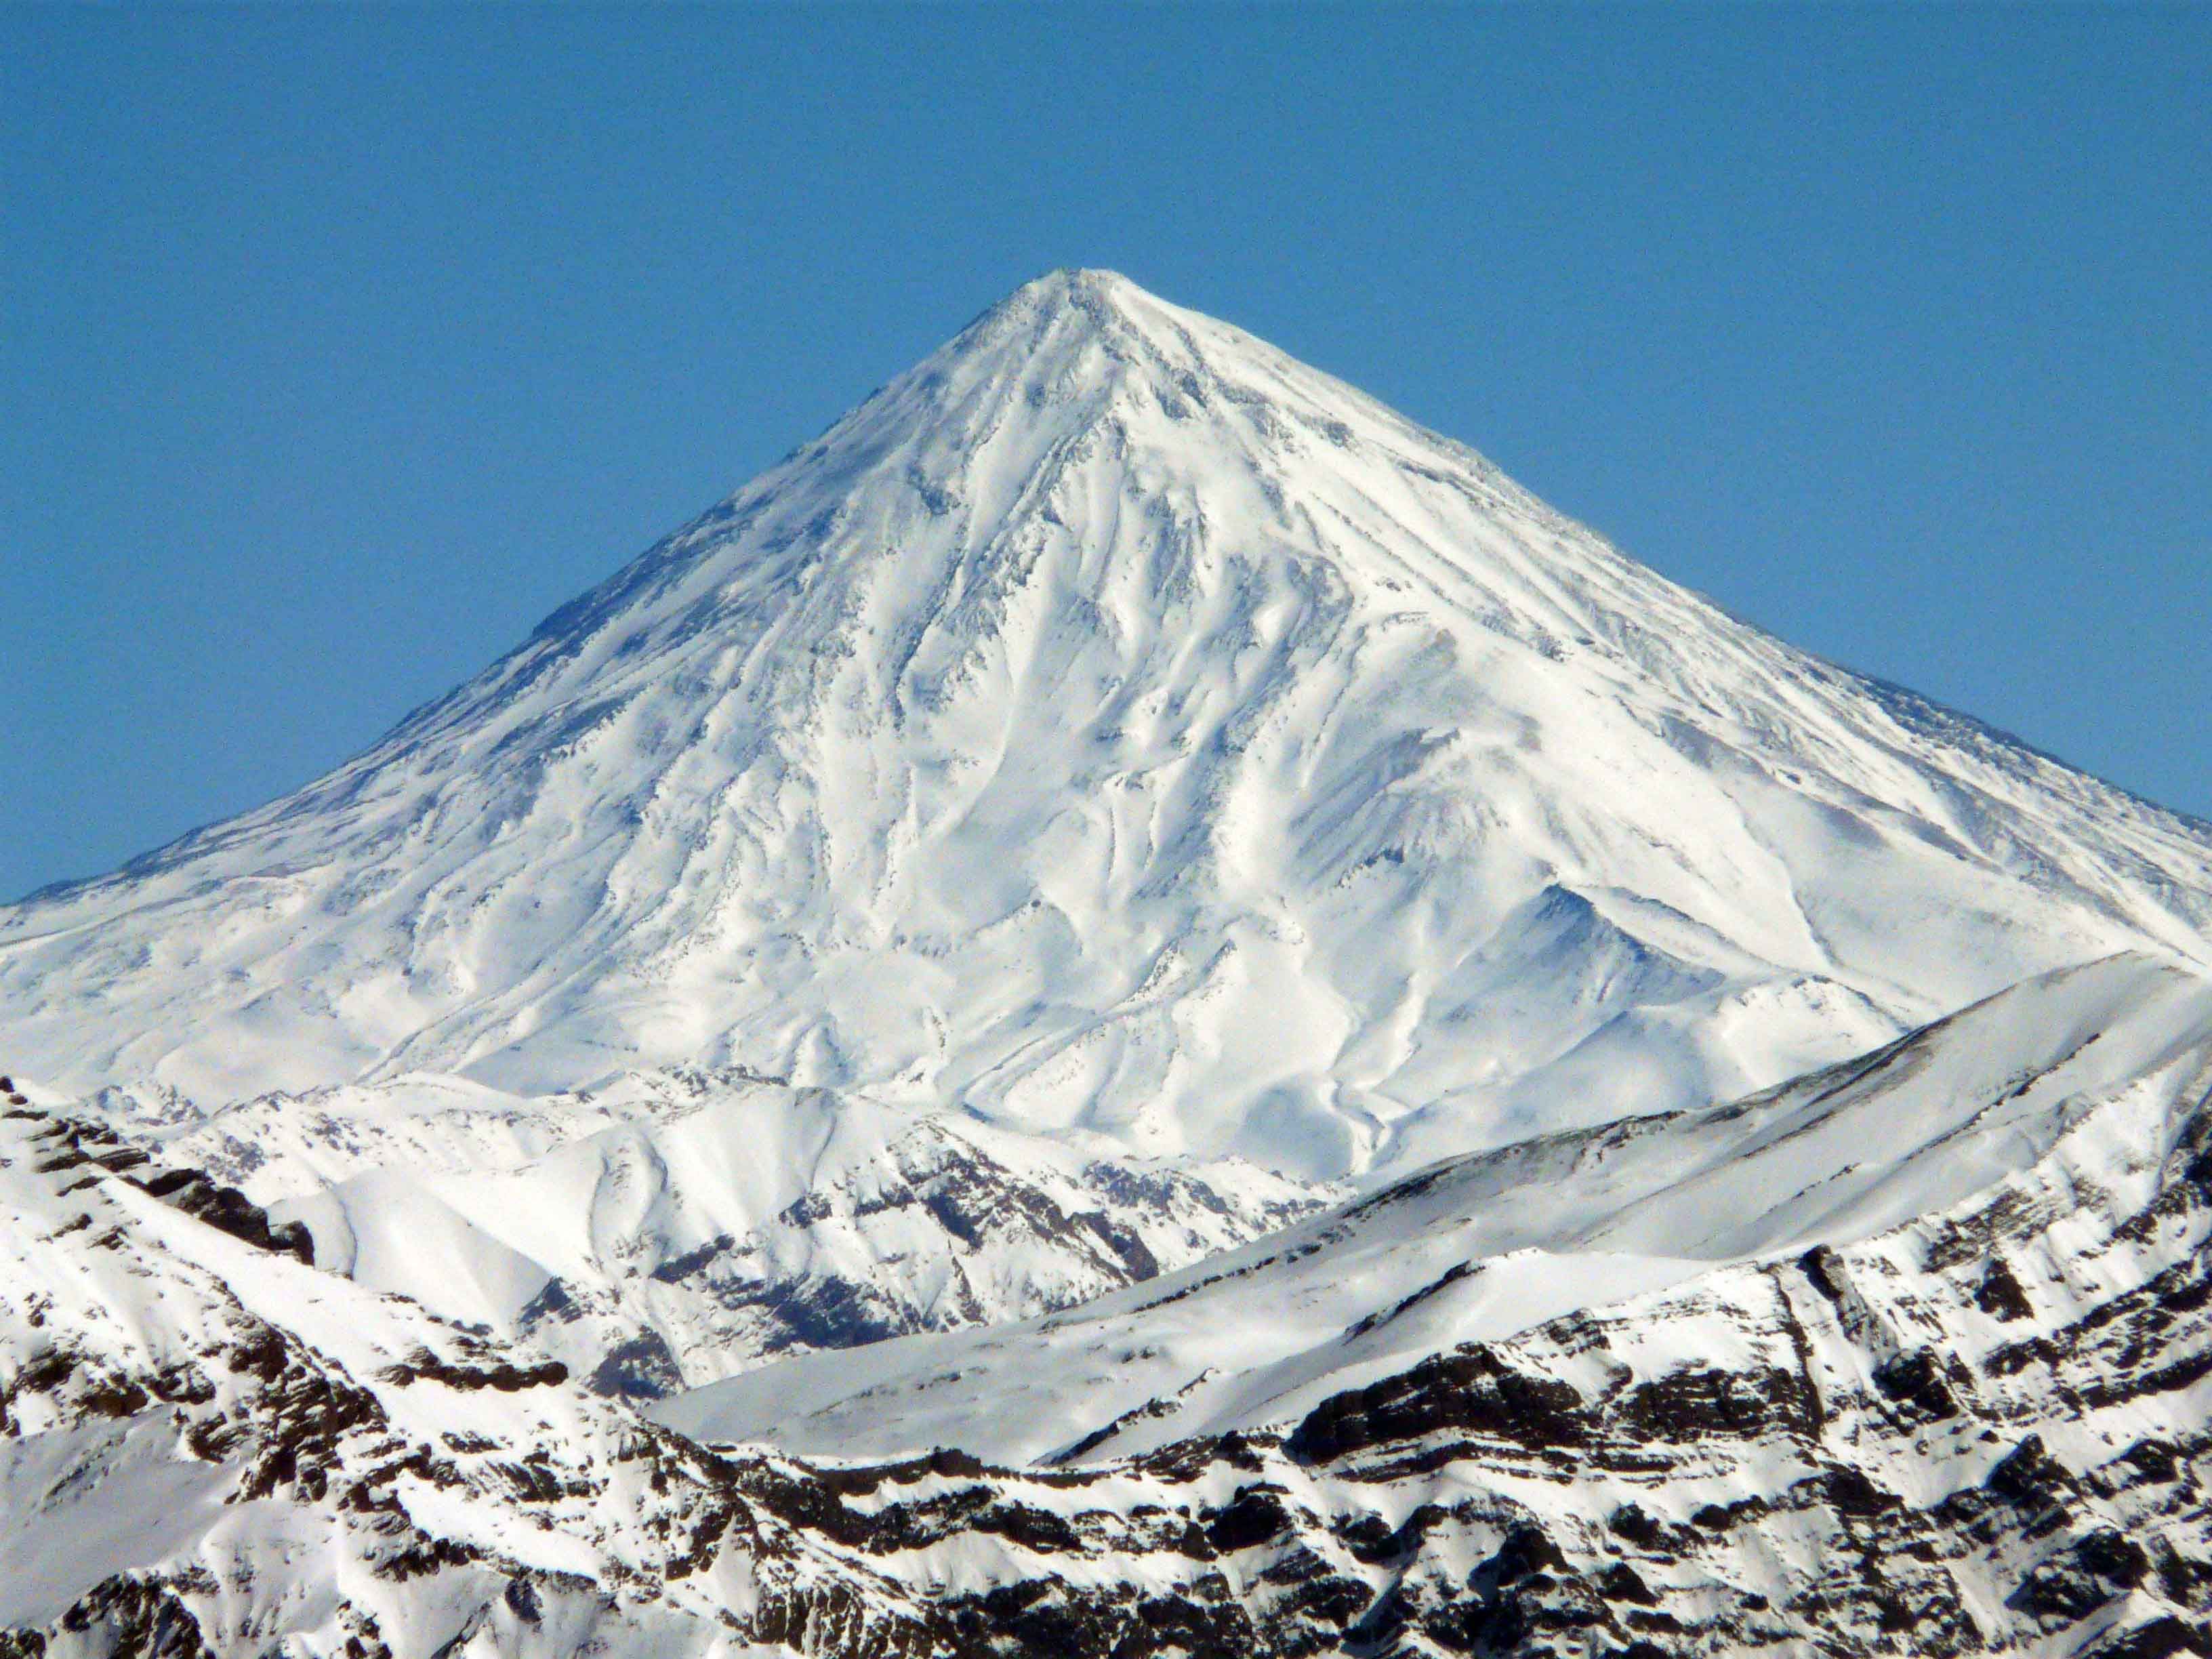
{"left": 7, "top": 952, "right": 2212, "bottom": 1656}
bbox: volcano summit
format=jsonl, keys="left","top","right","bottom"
{"left": 8, "top": 269, "right": 2209, "bottom": 1177}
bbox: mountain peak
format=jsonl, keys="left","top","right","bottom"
{"left": 6, "top": 276, "right": 2212, "bottom": 1161}
{"left": 985, "top": 266, "right": 1160, "bottom": 331}
{"left": 1007, "top": 264, "right": 1145, "bottom": 306}
{"left": 924, "top": 264, "right": 1213, "bottom": 398}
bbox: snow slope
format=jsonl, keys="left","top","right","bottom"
{"left": 660, "top": 950, "right": 2212, "bottom": 1464}
{"left": 274, "top": 1077, "right": 1321, "bottom": 1394}
{"left": 0, "top": 1101, "right": 951, "bottom": 1657}
{"left": 7, "top": 270, "right": 2212, "bottom": 1181}
{"left": 14, "top": 956, "right": 2212, "bottom": 1659}
{"left": 77, "top": 1065, "right": 1323, "bottom": 1396}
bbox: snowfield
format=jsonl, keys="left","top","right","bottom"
{"left": 657, "top": 950, "right": 2212, "bottom": 1465}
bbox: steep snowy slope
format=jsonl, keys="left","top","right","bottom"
{"left": 661, "top": 951, "right": 2212, "bottom": 1463}
{"left": 79, "top": 1066, "right": 1324, "bottom": 1396}
{"left": 15, "top": 958, "right": 2212, "bottom": 1659}
{"left": 0, "top": 1101, "right": 957, "bottom": 1657}
{"left": 6, "top": 271, "right": 2212, "bottom": 1178}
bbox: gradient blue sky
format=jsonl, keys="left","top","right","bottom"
{"left": 4, "top": 5, "right": 2207, "bottom": 900}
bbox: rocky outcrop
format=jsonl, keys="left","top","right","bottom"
{"left": 9, "top": 1107, "right": 313, "bottom": 1263}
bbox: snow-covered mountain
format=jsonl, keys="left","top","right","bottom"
{"left": 0, "top": 1098, "right": 964, "bottom": 1656}
{"left": 7, "top": 270, "right": 2212, "bottom": 1183}
{"left": 10, "top": 950, "right": 2212, "bottom": 1658}
{"left": 86, "top": 1066, "right": 1323, "bottom": 1397}
{"left": 8, "top": 271, "right": 2212, "bottom": 1659}
{"left": 661, "top": 949, "right": 2212, "bottom": 1464}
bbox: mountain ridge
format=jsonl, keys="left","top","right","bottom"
{"left": 12, "top": 947, "right": 2212, "bottom": 1658}
{"left": 659, "top": 947, "right": 2212, "bottom": 1462}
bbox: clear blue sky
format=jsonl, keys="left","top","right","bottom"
{"left": 4, "top": 5, "right": 2206, "bottom": 900}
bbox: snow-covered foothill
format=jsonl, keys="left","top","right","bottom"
{"left": 659, "top": 951, "right": 2212, "bottom": 1463}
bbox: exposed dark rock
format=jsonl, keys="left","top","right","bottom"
{"left": 55, "top": 1578, "right": 210, "bottom": 1659}
{"left": 501, "top": 1578, "right": 542, "bottom": 1624}
{"left": 975, "top": 1500, "right": 1085, "bottom": 1554}
{"left": 1692, "top": 1494, "right": 1771, "bottom": 1531}
{"left": 380, "top": 1349, "right": 569, "bottom": 1392}
{"left": 1989, "top": 1434, "right": 2076, "bottom": 1507}
{"left": 1597, "top": 1561, "right": 1660, "bottom": 1605}
{"left": 2080, "top": 1528, "right": 2154, "bottom": 1587}
{"left": 1872, "top": 1347, "right": 1966, "bottom": 1420}
{"left": 586, "top": 1331, "right": 682, "bottom": 1400}
{"left": 2087, "top": 1616, "right": 2212, "bottom": 1659}
{"left": 1205, "top": 1484, "right": 1294, "bottom": 1553}
{"left": 134, "top": 1168, "right": 316, "bottom": 1266}
{"left": 1608, "top": 1503, "right": 1664, "bottom": 1547}
{"left": 1288, "top": 1345, "right": 1586, "bottom": 1464}
{"left": 1816, "top": 1465, "right": 1901, "bottom": 1519}
{"left": 648, "top": 1235, "right": 734, "bottom": 1283}
{"left": 1617, "top": 1364, "right": 1814, "bottom": 1440}
{"left": 2123, "top": 1438, "right": 2184, "bottom": 1486}
{"left": 1799, "top": 1244, "right": 1848, "bottom": 1302}
{"left": 516, "top": 1277, "right": 579, "bottom": 1326}
{"left": 1490, "top": 1521, "right": 1569, "bottom": 1584}
{"left": 1978, "top": 1256, "right": 2035, "bottom": 1322}
{"left": 2011, "top": 1557, "right": 2113, "bottom": 1622}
